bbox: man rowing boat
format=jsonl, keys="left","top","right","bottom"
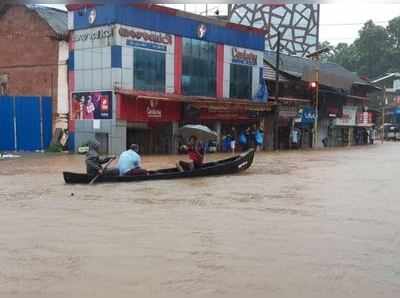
{"left": 85, "top": 140, "right": 118, "bottom": 177}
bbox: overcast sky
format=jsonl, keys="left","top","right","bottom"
{"left": 49, "top": 3, "right": 400, "bottom": 45}
{"left": 320, "top": 3, "right": 400, "bottom": 45}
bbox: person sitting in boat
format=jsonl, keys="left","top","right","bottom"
{"left": 176, "top": 136, "right": 204, "bottom": 172}
{"left": 117, "top": 144, "right": 148, "bottom": 176}
{"left": 85, "top": 140, "right": 118, "bottom": 177}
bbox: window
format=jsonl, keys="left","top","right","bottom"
{"left": 182, "top": 38, "right": 216, "bottom": 97}
{"left": 230, "top": 64, "right": 252, "bottom": 99}
{"left": 134, "top": 49, "right": 165, "bottom": 92}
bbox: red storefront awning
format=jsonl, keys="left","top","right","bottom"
{"left": 116, "top": 89, "right": 273, "bottom": 123}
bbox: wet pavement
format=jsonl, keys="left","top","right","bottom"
{"left": 1, "top": 143, "right": 400, "bottom": 298}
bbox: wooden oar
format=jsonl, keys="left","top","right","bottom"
{"left": 89, "top": 157, "right": 115, "bottom": 185}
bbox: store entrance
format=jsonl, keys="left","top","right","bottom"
{"left": 127, "top": 123, "right": 173, "bottom": 154}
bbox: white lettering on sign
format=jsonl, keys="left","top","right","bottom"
{"left": 146, "top": 100, "right": 162, "bottom": 118}
{"left": 119, "top": 27, "right": 172, "bottom": 45}
{"left": 335, "top": 105, "right": 357, "bottom": 126}
{"left": 73, "top": 28, "right": 113, "bottom": 42}
{"left": 232, "top": 48, "right": 257, "bottom": 65}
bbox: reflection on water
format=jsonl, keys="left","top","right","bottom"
{"left": 1, "top": 144, "right": 400, "bottom": 297}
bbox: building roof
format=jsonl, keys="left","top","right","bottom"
{"left": 264, "top": 51, "right": 374, "bottom": 92}
{"left": 371, "top": 73, "right": 400, "bottom": 84}
{"left": 67, "top": 3, "right": 266, "bottom": 36}
{"left": 27, "top": 5, "right": 68, "bottom": 36}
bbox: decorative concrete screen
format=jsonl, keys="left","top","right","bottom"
{"left": 229, "top": 4, "right": 319, "bottom": 57}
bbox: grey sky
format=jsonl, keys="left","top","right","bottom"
{"left": 320, "top": 3, "right": 400, "bottom": 45}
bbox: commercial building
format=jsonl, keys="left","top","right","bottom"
{"left": 263, "top": 50, "right": 378, "bottom": 148}
{"left": 370, "top": 73, "right": 400, "bottom": 126}
{"left": 67, "top": 4, "right": 270, "bottom": 154}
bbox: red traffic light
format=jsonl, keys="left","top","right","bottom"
{"left": 309, "top": 81, "right": 317, "bottom": 89}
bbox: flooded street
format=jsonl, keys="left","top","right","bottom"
{"left": 1, "top": 143, "right": 400, "bottom": 298}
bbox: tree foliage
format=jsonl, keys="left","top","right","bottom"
{"left": 323, "top": 18, "right": 400, "bottom": 79}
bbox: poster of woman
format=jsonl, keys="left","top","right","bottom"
{"left": 71, "top": 91, "right": 112, "bottom": 120}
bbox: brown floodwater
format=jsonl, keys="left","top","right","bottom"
{"left": 1, "top": 143, "right": 400, "bottom": 298}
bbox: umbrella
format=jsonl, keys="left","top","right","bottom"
{"left": 177, "top": 124, "right": 218, "bottom": 142}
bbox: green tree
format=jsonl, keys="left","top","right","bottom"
{"left": 387, "top": 16, "right": 400, "bottom": 48}
{"left": 330, "top": 42, "right": 360, "bottom": 72}
{"left": 354, "top": 20, "right": 391, "bottom": 78}
{"left": 326, "top": 19, "right": 398, "bottom": 79}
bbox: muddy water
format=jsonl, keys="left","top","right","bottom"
{"left": 1, "top": 144, "right": 400, "bottom": 298}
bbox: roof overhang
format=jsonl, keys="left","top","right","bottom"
{"left": 116, "top": 89, "right": 273, "bottom": 112}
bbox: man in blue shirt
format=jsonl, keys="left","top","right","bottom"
{"left": 117, "top": 144, "right": 147, "bottom": 176}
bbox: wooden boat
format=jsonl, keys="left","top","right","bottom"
{"left": 63, "top": 149, "right": 255, "bottom": 184}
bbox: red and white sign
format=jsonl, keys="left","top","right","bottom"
{"left": 357, "top": 112, "right": 373, "bottom": 126}
{"left": 334, "top": 105, "right": 357, "bottom": 126}
{"left": 118, "top": 96, "right": 181, "bottom": 123}
{"left": 232, "top": 48, "right": 257, "bottom": 65}
{"left": 146, "top": 100, "right": 162, "bottom": 118}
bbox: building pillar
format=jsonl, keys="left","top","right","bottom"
{"left": 216, "top": 45, "right": 224, "bottom": 98}
{"left": 348, "top": 127, "right": 353, "bottom": 146}
{"left": 264, "top": 112, "right": 274, "bottom": 150}
{"left": 171, "top": 121, "right": 179, "bottom": 154}
{"left": 56, "top": 41, "right": 69, "bottom": 130}
{"left": 214, "top": 121, "right": 222, "bottom": 150}
{"left": 174, "top": 37, "right": 182, "bottom": 95}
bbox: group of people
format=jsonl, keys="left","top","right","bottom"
{"left": 85, "top": 136, "right": 205, "bottom": 178}
{"left": 223, "top": 125, "right": 264, "bottom": 153}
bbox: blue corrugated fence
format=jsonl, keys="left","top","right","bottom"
{"left": 0, "top": 96, "right": 52, "bottom": 152}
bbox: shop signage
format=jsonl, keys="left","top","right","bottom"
{"left": 327, "top": 106, "right": 339, "bottom": 118}
{"left": 183, "top": 103, "right": 259, "bottom": 121}
{"left": 394, "top": 96, "right": 400, "bottom": 105}
{"left": 146, "top": 100, "right": 162, "bottom": 118}
{"left": 297, "top": 107, "right": 315, "bottom": 124}
{"left": 126, "top": 40, "right": 167, "bottom": 52}
{"left": 119, "top": 97, "right": 181, "bottom": 122}
{"left": 335, "top": 105, "right": 357, "bottom": 126}
{"left": 88, "top": 9, "right": 96, "bottom": 24}
{"left": 71, "top": 91, "right": 112, "bottom": 120}
{"left": 232, "top": 48, "right": 257, "bottom": 66}
{"left": 73, "top": 28, "right": 113, "bottom": 42}
{"left": 118, "top": 27, "right": 172, "bottom": 45}
{"left": 278, "top": 105, "right": 298, "bottom": 118}
{"left": 197, "top": 24, "right": 207, "bottom": 39}
{"left": 357, "top": 112, "right": 373, "bottom": 125}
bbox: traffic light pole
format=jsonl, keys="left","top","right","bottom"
{"left": 273, "top": 32, "right": 281, "bottom": 150}
{"left": 382, "top": 87, "right": 386, "bottom": 143}
{"left": 313, "top": 57, "right": 320, "bottom": 148}
{"left": 307, "top": 48, "right": 331, "bottom": 148}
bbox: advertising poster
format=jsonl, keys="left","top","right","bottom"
{"left": 71, "top": 91, "right": 112, "bottom": 120}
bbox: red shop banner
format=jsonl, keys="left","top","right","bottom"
{"left": 199, "top": 109, "right": 257, "bottom": 121}
{"left": 356, "top": 112, "right": 373, "bottom": 125}
{"left": 118, "top": 96, "right": 181, "bottom": 122}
